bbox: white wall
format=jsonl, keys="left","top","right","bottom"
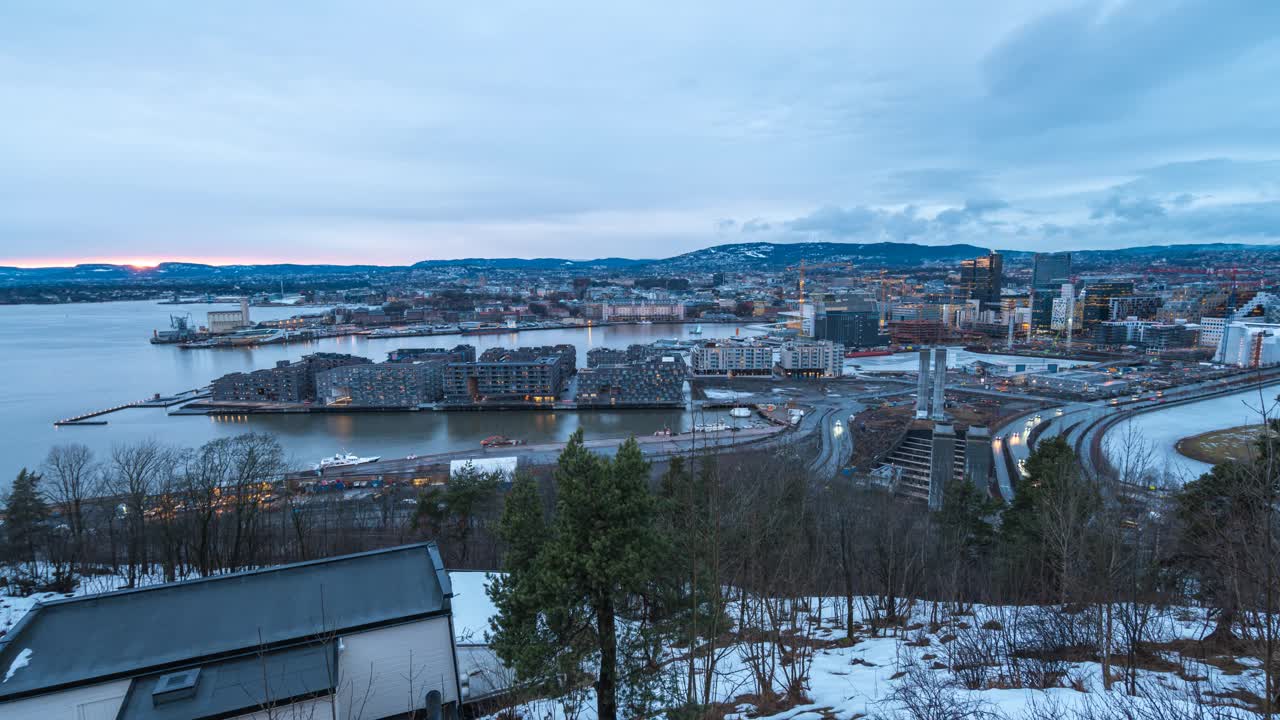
{"left": 230, "top": 696, "right": 333, "bottom": 720}
{"left": 337, "top": 617, "right": 458, "bottom": 720}
{"left": 0, "top": 678, "right": 130, "bottom": 720}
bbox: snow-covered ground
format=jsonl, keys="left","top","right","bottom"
{"left": 482, "top": 598, "right": 1265, "bottom": 720}
{"left": 844, "top": 348, "right": 1092, "bottom": 373}
{"left": 1104, "top": 381, "right": 1280, "bottom": 483}
{"left": 450, "top": 571, "right": 498, "bottom": 643}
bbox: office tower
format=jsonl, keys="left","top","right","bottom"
{"left": 960, "top": 252, "right": 1003, "bottom": 307}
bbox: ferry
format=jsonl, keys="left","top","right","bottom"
{"left": 480, "top": 435, "right": 525, "bottom": 447}
{"left": 844, "top": 349, "right": 894, "bottom": 358}
{"left": 637, "top": 320, "right": 654, "bottom": 325}
{"left": 313, "top": 452, "right": 381, "bottom": 471}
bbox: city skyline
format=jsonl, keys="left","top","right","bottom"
{"left": 3, "top": 1, "right": 1280, "bottom": 265}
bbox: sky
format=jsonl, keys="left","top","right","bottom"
{"left": 2, "top": 0, "right": 1279, "bottom": 266}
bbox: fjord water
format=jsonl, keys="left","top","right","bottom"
{"left": 0, "top": 301, "right": 757, "bottom": 489}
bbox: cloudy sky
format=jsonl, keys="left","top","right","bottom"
{"left": 2, "top": 0, "right": 1279, "bottom": 266}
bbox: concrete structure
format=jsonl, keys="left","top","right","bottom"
{"left": 930, "top": 347, "right": 948, "bottom": 421}
{"left": 317, "top": 361, "right": 446, "bottom": 407}
{"left": 915, "top": 349, "right": 931, "bottom": 419}
{"left": 0, "top": 544, "right": 462, "bottom": 720}
{"left": 690, "top": 340, "right": 774, "bottom": 377}
{"left": 964, "top": 427, "right": 993, "bottom": 488}
{"left": 206, "top": 298, "right": 251, "bottom": 335}
{"left": 1216, "top": 321, "right": 1280, "bottom": 368}
{"left": 1199, "top": 316, "right": 1227, "bottom": 348}
{"left": 928, "top": 424, "right": 957, "bottom": 511}
{"left": 600, "top": 302, "right": 685, "bottom": 322}
{"left": 778, "top": 340, "right": 842, "bottom": 378}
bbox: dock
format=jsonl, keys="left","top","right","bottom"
{"left": 54, "top": 388, "right": 210, "bottom": 426}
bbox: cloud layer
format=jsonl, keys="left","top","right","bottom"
{"left": 1, "top": 0, "right": 1278, "bottom": 264}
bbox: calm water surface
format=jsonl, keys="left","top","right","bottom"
{"left": 0, "top": 301, "right": 760, "bottom": 487}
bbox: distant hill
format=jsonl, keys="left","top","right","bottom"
{"left": 644, "top": 241, "right": 995, "bottom": 272}
{"left": 3, "top": 241, "right": 1278, "bottom": 287}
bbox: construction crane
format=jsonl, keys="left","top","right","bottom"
{"left": 785, "top": 260, "right": 855, "bottom": 305}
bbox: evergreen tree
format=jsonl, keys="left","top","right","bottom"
{"left": 3, "top": 468, "right": 47, "bottom": 573}
{"left": 1173, "top": 421, "right": 1279, "bottom": 645}
{"left": 542, "top": 432, "right": 663, "bottom": 720}
{"left": 488, "top": 472, "right": 577, "bottom": 695}
{"left": 413, "top": 462, "right": 501, "bottom": 565}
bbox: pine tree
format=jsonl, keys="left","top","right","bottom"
{"left": 3, "top": 468, "right": 48, "bottom": 574}
{"left": 543, "top": 432, "right": 662, "bottom": 720}
{"left": 488, "top": 472, "right": 574, "bottom": 695}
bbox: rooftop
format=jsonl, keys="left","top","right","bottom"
{"left": 0, "top": 543, "right": 450, "bottom": 703}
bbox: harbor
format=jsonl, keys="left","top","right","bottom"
{"left": 0, "top": 300, "right": 764, "bottom": 487}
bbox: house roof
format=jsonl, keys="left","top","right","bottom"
{"left": 0, "top": 543, "right": 451, "bottom": 703}
{"left": 117, "top": 641, "right": 336, "bottom": 720}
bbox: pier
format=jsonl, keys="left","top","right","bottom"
{"left": 54, "top": 389, "right": 210, "bottom": 426}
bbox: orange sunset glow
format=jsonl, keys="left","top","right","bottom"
{"left": 2, "top": 255, "right": 324, "bottom": 269}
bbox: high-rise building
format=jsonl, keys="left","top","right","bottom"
{"left": 1081, "top": 281, "right": 1134, "bottom": 325}
{"left": 959, "top": 252, "right": 1003, "bottom": 308}
{"left": 1031, "top": 253, "right": 1071, "bottom": 331}
{"left": 1032, "top": 252, "right": 1072, "bottom": 288}
{"left": 816, "top": 308, "right": 883, "bottom": 349}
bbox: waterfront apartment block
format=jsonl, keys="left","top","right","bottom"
{"left": 586, "top": 344, "right": 671, "bottom": 367}
{"left": 691, "top": 340, "right": 774, "bottom": 377}
{"left": 386, "top": 344, "right": 476, "bottom": 364}
{"left": 778, "top": 340, "right": 843, "bottom": 378}
{"left": 443, "top": 345, "right": 576, "bottom": 404}
{"left": 576, "top": 355, "right": 687, "bottom": 407}
{"left": 211, "top": 353, "right": 371, "bottom": 403}
{"left": 316, "top": 361, "right": 446, "bottom": 407}
{"left": 600, "top": 302, "right": 686, "bottom": 322}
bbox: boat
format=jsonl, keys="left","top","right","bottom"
{"left": 844, "top": 349, "right": 893, "bottom": 358}
{"left": 653, "top": 426, "right": 672, "bottom": 437}
{"left": 690, "top": 324, "right": 703, "bottom": 335}
{"left": 693, "top": 422, "right": 731, "bottom": 433}
{"left": 481, "top": 435, "right": 525, "bottom": 447}
{"left": 313, "top": 452, "right": 381, "bottom": 471}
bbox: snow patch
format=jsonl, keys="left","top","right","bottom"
{"left": 4, "top": 648, "right": 31, "bottom": 682}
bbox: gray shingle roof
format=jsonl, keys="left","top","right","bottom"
{"left": 0, "top": 543, "right": 450, "bottom": 703}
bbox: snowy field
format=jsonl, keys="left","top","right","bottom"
{"left": 844, "top": 348, "right": 1092, "bottom": 373}
{"left": 1104, "top": 381, "right": 1280, "bottom": 483}
{"left": 480, "top": 597, "right": 1266, "bottom": 720}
